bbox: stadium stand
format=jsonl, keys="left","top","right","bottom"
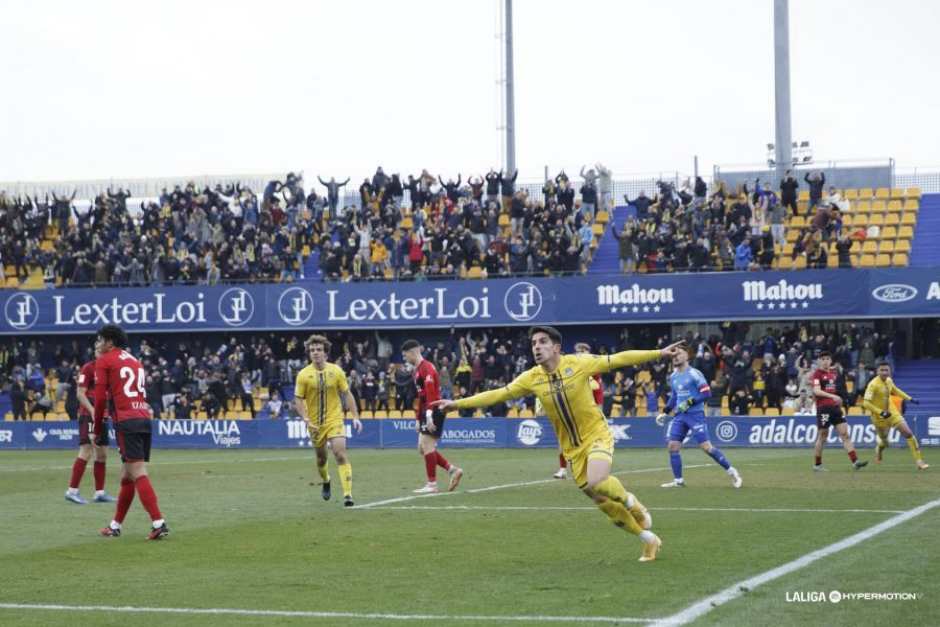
{"left": 909, "top": 192, "right": 939, "bottom": 267}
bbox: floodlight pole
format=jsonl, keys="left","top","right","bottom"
{"left": 504, "top": 0, "right": 516, "bottom": 176}
{"left": 773, "top": 0, "right": 792, "bottom": 181}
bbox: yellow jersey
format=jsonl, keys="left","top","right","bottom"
{"left": 862, "top": 376, "right": 910, "bottom": 418}
{"left": 454, "top": 350, "right": 661, "bottom": 454}
{"left": 294, "top": 362, "right": 349, "bottom": 425}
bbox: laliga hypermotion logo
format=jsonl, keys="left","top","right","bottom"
{"left": 504, "top": 282, "right": 542, "bottom": 322}
{"left": 715, "top": 420, "right": 738, "bottom": 442}
{"left": 218, "top": 288, "right": 254, "bottom": 327}
{"left": 4, "top": 292, "right": 39, "bottom": 330}
{"left": 278, "top": 287, "right": 314, "bottom": 326}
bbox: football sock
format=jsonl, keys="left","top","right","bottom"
{"left": 435, "top": 452, "right": 451, "bottom": 471}
{"left": 848, "top": 450, "right": 858, "bottom": 463}
{"left": 69, "top": 458, "right": 87, "bottom": 489}
{"left": 906, "top": 436, "right": 923, "bottom": 462}
{"left": 424, "top": 453, "right": 437, "bottom": 482}
{"left": 558, "top": 453, "right": 567, "bottom": 469}
{"left": 592, "top": 475, "right": 628, "bottom": 502}
{"left": 317, "top": 462, "right": 330, "bottom": 482}
{"left": 114, "top": 477, "right": 135, "bottom": 524}
{"left": 338, "top": 462, "right": 352, "bottom": 498}
{"left": 707, "top": 447, "right": 731, "bottom": 470}
{"left": 134, "top": 476, "right": 163, "bottom": 522}
{"left": 596, "top": 498, "right": 644, "bottom": 536}
{"left": 815, "top": 455, "right": 822, "bottom": 466}
{"left": 93, "top": 461, "right": 106, "bottom": 491}
{"left": 670, "top": 450, "right": 683, "bottom": 479}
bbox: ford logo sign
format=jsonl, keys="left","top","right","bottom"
{"left": 871, "top": 284, "right": 918, "bottom": 303}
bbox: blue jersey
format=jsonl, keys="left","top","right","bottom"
{"left": 667, "top": 367, "right": 710, "bottom": 415}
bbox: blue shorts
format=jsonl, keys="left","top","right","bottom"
{"left": 668, "top": 412, "right": 710, "bottom": 444}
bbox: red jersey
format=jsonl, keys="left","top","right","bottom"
{"left": 811, "top": 368, "right": 840, "bottom": 408}
{"left": 77, "top": 360, "right": 97, "bottom": 418}
{"left": 591, "top": 373, "right": 603, "bottom": 406}
{"left": 94, "top": 348, "right": 151, "bottom": 431}
{"left": 413, "top": 359, "right": 441, "bottom": 416}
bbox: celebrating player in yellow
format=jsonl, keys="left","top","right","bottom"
{"left": 862, "top": 361, "right": 928, "bottom": 470}
{"left": 432, "top": 326, "right": 683, "bottom": 562}
{"left": 293, "top": 334, "right": 363, "bottom": 506}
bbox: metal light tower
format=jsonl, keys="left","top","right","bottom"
{"left": 504, "top": 0, "right": 516, "bottom": 175}
{"left": 773, "top": 0, "right": 792, "bottom": 180}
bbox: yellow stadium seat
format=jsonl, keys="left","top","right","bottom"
{"left": 782, "top": 243, "right": 795, "bottom": 257}
{"left": 850, "top": 240, "right": 862, "bottom": 254}
{"left": 852, "top": 213, "right": 869, "bottom": 228}
{"left": 466, "top": 266, "right": 483, "bottom": 279}
{"left": 875, "top": 253, "right": 892, "bottom": 267}
{"left": 884, "top": 213, "right": 900, "bottom": 228}
{"left": 373, "top": 411, "right": 388, "bottom": 419}
{"left": 881, "top": 226, "right": 897, "bottom": 240}
{"left": 748, "top": 408, "right": 764, "bottom": 417}
{"left": 793, "top": 255, "right": 807, "bottom": 270}
{"left": 497, "top": 213, "right": 510, "bottom": 227}
{"left": 905, "top": 187, "right": 921, "bottom": 199}
{"left": 871, "top": 200, "right": 887, "bottom": 212}
{"left": 892, "top": 253, "right": 909, "bottom": 267}
{"left": 844, "top": 189, "right": 859, "bottom": 201}
{"left": 826, "top": 253, "right": 838, "bottom": 268}
{"left": 764, "top": 407, "right": 780, "bottom": 416}
{"left": 861, "top": 240, "right": 878, "bottom": 254}
{"left": 400, "top": 217, "right": 413, "bottom": 230}
{"left": 777, "top": 256, "right": 793, "bottom": 270}
{"left": 904, "top": 198, "right": 920, "bottom": 211}
{"left": 781, "top": 407, "right": 796, "bottom": 416}
{"left": 596, "top": 210, "right": 609, "bottom": 225}
{"left": 901, "top": 213, "right": 917, "bottom": 226}
{"left": 890, "top": 188, "right": 904, "bottom": 199}
{"left": 789, "top": 215, "right": 806, "bottom": 229}
{"left": 301, "top": 245, "right": 311, "bottom": 257}
{"left": 786, "top": 229, "right": 800, "bottom": 243}
{"left": 868, "top": 213, "right": 884, "bottom": 227}
{"left": 519, "top": 409, "right": 534, "bottom": 418}
{"left": 841, "top": 214, "right": 854, "bottom": 227}
{"left": 388, "top": 410, "right": 403, "bottom": 419}
{"left": 859, "top": 187, "right": 873, "bottom": 199}
{"left": 896, "top": 239, "right": 911, "bottom": 254}
{"left": 875, "top": 187, "right": 890, "bottom": 200}
{"left": 855, "top": 200, "right": 871, "bottom": 211}
{"left": 898, "top": 225, "right": 914, "bottom": 239}
{"left": 859, "top": 254, "right": 876, "bottom": 268}
{"left": 591, "top": 223, "right": 604, "bottom": 236}
{"left": 798, "top": 190, "right": 809, "bottom": 201}
{"left": 887, "top": 200, "right": 902, "bottom": 213}
{"left": 879, "top": 240, "right": 895, "bottom": 254}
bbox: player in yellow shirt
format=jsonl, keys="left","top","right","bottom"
{"left": 862, "top": 361, "right": 928, "bottom": 470}
{"left": 293, "top": 334, "right": 364, "bottom": 506}
{"left": 433, "top": 326, "right": 683, "bottom": 562}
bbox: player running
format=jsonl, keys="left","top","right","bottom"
{"left": 553, "top": 342, "right": 604, "bottom": 479}
{"left": 433, "top": 326, "right": 682, "bottom": 562}
{"left": 65, "top": 346, "right": 116, "bottom": 504}
{"left": 656, "top": 345, "right": 742, "bottom": 488}
{"left": 402, "top": 339, "right": 463, "bottom": 494}
{"left": 812, "top": 351, "right": 868, "bottom": 472}
{"left": 863, "top": 361, "right": 928, "bottom": 470}
{"left": 95, "top": 324, "right": 168, "bottom": 540}
{"left": 293, "top": 334, "right": 363, "bottom": 507}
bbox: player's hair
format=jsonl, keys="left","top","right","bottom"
{"left": 305, "top": 334, "right": 331, "bottom": 353}
{"left": 401, "top": 339, "right": 421, "bottom": 352}
{"left": 818, "top": 350, "right": 831, "bottom": 359}
{"left": 573, "top": 342, "right": 591, "bottom": 353}
{"left": 97, "top": 324, "right": 128, "bottom": 349}
{"left": 876, "top": 360, "right": 891, "bottom": 368}
{"left": 529, "top": 325, "right": 562, "bottom": 345}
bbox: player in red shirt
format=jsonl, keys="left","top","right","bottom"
{"left": 402, "top": 339, "right": 463, "bottom": 494}
{"left": 553, "top": 342, "right": 605, "bottom": 479}
{"left": 93, "top": 324, "right": 169, "bottom": 540}
{"left": 65, "top": 346, "right": 116, "bottom": 504}
{"left": 812, "top": 351, "right": 868, "bottom": 471}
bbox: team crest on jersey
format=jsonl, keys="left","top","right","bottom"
{"left": 564, "top": 368, "right": 573, "bottom": 376}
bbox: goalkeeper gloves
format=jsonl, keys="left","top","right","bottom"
{"left": 677, "top": 398, "right": 694, "bottom": 413}
{"left": 880, "top": 410, "right": 891, "bottom": 418}
{"left": 655, "top": 413, "right": 669, "bottom": 426}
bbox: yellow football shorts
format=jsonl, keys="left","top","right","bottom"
{"left": 871, "top": 413, "right": 904, "bottom": 432}
{"left": 307, "top": 420, "right": 346, "bottom": 448}
{"left": 567, "top": 430, "right": 615, "bottom": 489}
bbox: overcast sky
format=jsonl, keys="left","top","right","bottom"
{"left": 2, "top": 0, "right": 938, "bottom": 187}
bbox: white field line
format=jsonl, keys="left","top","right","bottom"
{"left": 354, "top": 464, "right": 711, "bottom": 510}
{"left": 368, "top": 505, "right": 906, "bottom": 514}
{"left": 650, "top": 497, "right": 940, "bottom": 627}
{"left": 0, "top": 602, "right": 655, "bottom": 624}
{"left": 0, "top": 455, "right": 307, "bottom": 473}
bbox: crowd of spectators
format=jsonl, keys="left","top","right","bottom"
{"left": 611, "top": 170, "right": 855, "bottom": 273}
{"left": 2, "top": 321, "right": 899, "bottom": 421}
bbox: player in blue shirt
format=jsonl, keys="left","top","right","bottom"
{"left": 656, "top": 345, "right": 742, "bottom": 488}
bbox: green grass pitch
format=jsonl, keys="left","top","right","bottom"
{"left": 0, "top": 447, "right": 937, "bottom": 626}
